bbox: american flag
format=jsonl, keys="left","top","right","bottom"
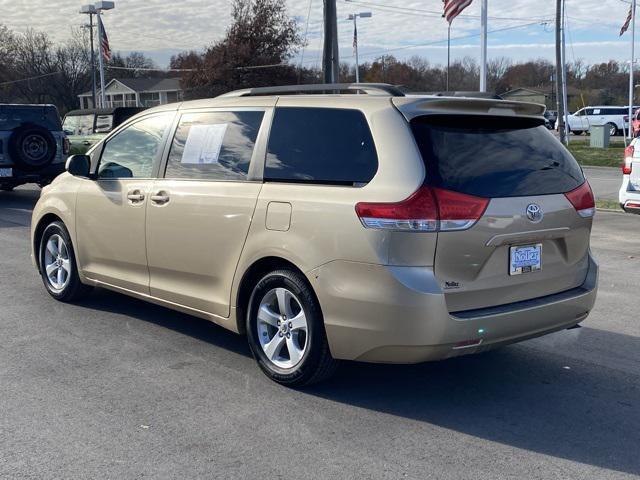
{"left": 443, "top": 0, "right": 473, "bottom": 24}
{"left": 98, "top": 15, "right": 112, "bottom": 61}
{"left": 620, "top": 4, "right": 634, "bottom": 36}
{"left": 353, "top": 21, "right": 358, "bottom": 55}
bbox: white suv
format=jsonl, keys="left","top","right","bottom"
{"left": 565, "top": 106, "right": 634, "bottom": 136}
{"left": 620, "top": 139, "right": 640, "bottom": 213}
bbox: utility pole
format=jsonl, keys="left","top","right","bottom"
{"left": 323, "top": 0, "right": 339, "bottom": 83}
{"left": 555, "top": 0, "right": 566, "bottom": 144}
{"left": 561, "top": 0, "right": 570, "bottom": 145}
{"left": 629, "top": 0, "right": 637, "bottom": 139}
{"left": 479, "top": 0, "right": 488, "bottom": 92}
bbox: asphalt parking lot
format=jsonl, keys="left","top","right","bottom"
{"left": 1, "top": 186, "right": 639, "bottom": 479}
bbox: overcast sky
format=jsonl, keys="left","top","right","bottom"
{"left": 0, "top": 0, "right": 636, "bottom": 68}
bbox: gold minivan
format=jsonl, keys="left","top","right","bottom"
{"left": 31, "top": 84, "right": 598, "bottom": 386}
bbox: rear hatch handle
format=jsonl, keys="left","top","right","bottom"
{"left": 486, "top": 227, "right": 570, "bottom": 247}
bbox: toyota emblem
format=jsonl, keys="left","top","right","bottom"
{"left": 526, "top": 203, "right": 543, "bottom": 223}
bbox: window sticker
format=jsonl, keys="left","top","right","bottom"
{"left": 181, "top": 123, "right": 228, "bottom": 164}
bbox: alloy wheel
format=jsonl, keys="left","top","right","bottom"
{"left": 257, "top": 287, "right": 308, "bottom": 369}
{"left": 44, "top": 234, "right": 71, "bottom": 291}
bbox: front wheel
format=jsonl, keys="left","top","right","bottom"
{"left": 39, "top": 221, "right": 92, "bottom": 302}
{"left": 607, "top": 123, "right": 618, "bottom": 137}
{"left": 246, "top": 269, "right": 338, "bottom": 386}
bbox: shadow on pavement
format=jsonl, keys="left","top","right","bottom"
{"left": 0, "top": 187, "right": 41, "bottom": 228}
{"left": 307, "top": 327, "right": 640, "bottom": 476}
{"left": 76, "top": 287, "right": 639, "bottom": 476}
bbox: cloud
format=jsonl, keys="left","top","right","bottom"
{"left": 0, "top": 0, "right": 634, "bottom": 66}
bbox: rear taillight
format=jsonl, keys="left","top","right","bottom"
{"left": 564, "top": 181, "right": 595, "bottom": 218}
{"left": 624, "top": 115, "right": 630, "bottom": 122}
{"left": 623, "top": 145, "right": 634, "bottom": 175}
{"left": 355, "top": 186, "right": 489, "bottom": 232}
{"left": 63, "top": 137, "right": 70, "bottom": 155}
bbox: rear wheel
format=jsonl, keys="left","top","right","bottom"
{"left": 39, "top": 221, "right": 92, "bottom": 302}
{"left": 246, "top": 269, "right": 338, "bottom": 386}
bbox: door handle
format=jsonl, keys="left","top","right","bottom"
{"left": 127, "top": 190, "right": 145, "bottom": 203}
{"left": 150, "top": 191, "right": 170, "bottom": 205}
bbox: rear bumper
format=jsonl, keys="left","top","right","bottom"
{"left": 619, "top": 176, "right": 640, "bottom": 213}
{"left": 0, "top": 162, "right": 66, "bottom": 186}
{"left": 310, "top": 254, "right": 598, "bottom": 363}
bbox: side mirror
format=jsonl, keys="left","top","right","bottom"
{"left": 66, "top": 155, "right": 92, "bottom": 178}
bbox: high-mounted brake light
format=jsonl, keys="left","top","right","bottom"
{"left": 623, "top": 145, "right": 634, "bottom": 175}
{"left": 564, "top": 180, "right": 595, "bottom": 218}
{"left": 355, "top": 186, "right": 489, "bottom": 232}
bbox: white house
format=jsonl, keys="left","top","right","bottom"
{"left": 78, "top": 77, "right": 184, "bottom": 109}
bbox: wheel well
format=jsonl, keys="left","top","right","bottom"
{"left": 33, "top": 213, "right": 63, "bottom": 272}
{"left": 235, "top": 257, "right": 306, "bottom": 335}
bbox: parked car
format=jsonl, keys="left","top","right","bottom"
{"left": 31, "top": 83, "right": 598, "bottom": 386}
{"left": 565, "top": 106, "right": 635, "bottom": 136}
{"left": 620, "top": 139, "right": 640, "bottom": 213}
{"left": 63, "top": 107, "right": 145, "bottom": 155}
{"left": 544, "top": 110, "right": 558, "bottom": 129}
{"left": 0, "top": 104, "right": 69, "bottom": 191}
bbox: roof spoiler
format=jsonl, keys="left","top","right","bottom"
{"left": 392, "top": 97, "right": 547, "bottom": 120}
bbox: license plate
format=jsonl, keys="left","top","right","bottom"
{"left": 0, "top": 168, "right": 12, "bottom": 178}
{"left": 509, "top": 244, "right": 542, "bottom": 276}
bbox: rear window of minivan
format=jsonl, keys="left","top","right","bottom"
{"left": 411, "top": 115, "right": 585, "bottom": 198}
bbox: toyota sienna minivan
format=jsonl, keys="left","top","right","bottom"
{"left": 31, "top": 83, "right": 599, "bottom": 386}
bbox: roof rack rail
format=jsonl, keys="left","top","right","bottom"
{"left": 219, "top": 83, "right": 406, "bottom": 98}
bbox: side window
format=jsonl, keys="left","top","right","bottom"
{"left": 165, "top": 110, "right": 264, "bottom": 181}
{"left": 265, "top": 107, "right": 378, "bottom": 185}
{"left": 589, "top": 109, "right": 599, "bottom": 115}
{"left": 574, "top": 109, "right": 584, "bottom": 117}
{"left": 98, "top": 114, "right": 172, "bottom": 179}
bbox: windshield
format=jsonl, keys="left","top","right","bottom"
{"left": 63, "top": 114, "right": 95, "bottom": 136}
{"left": 410, "top": 115, "right": 585, "bottom": 198}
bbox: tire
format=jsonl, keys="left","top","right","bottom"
{"left": 8, "top": 124, "right": 57, "bottom": 171}
{"left": 0, "top": 185, "right": 14, "bottom": 192}
{"left": 572, "top": 130, "right": 583, "bottom": 136}
{"left": 39, "top": 221, "right": 92, "bottom": 302}
{"left": 246, "top": 269, "right": 338, "bottom": 386}
{"left": 607, "top": 123, "right": 618, "bottom": 137}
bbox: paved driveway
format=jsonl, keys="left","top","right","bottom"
{"left": 584, "top": 166, "right": 621, "bottom": 201}
{"left": 1, "top": 187, "right": 638, "bottom": 479}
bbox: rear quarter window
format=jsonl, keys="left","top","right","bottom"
{"left": 411, "top": 115, "right": 585, "bottom": 198}
{"left": 265, "top": 107, "right": 378, "bottom": 185}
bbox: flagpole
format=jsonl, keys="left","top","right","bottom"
{"left": 447, "top": 23, "right": 451, "bottom": 91}
{"left": 480, "top": 0, "right": 488, "bottom": 92}
{"left": 629, "top": 0, "right": 637, "bottom": 139}
{"left": 354, "top": 15, "right": 360, "bottom": 83}
{"left": 97, "top": 11, "right": 107, "bottom": 108}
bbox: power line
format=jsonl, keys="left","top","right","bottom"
{"left": 105, "top": 65, "right": 197, "bottom": 72}
{"left": 0, "top": 71, "right": 62, "bottom": 87}
{"left": 352, "top": 20, "right": 551, "bottom": 60}
{"left": 341, "top": 0, "right": 552, "bottom": 22}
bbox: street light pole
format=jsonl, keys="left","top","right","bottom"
{"left": 629, "top": 0, "right": 637, "bottom": 139}
{"left": 348, "top": 12, "right": 371, "bottom": 83}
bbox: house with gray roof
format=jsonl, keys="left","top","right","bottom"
{"left": 78, "top": 77, "right": 184, "bottom": 109}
